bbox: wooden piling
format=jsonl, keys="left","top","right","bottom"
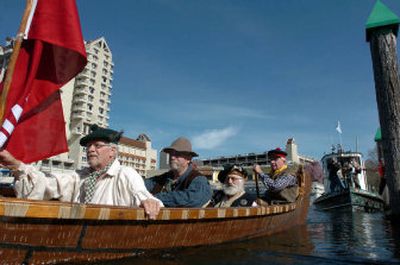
{"left": 366, "top": 0, "right": 400, "bottom": 218}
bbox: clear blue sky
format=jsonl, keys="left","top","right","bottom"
{"left": 1, "top": 0, "right": 400, "bottom": 160}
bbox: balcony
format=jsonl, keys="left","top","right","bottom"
{"left": 71, "top": 111, "right": 85, "bottom": 120}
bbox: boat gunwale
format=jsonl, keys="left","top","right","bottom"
{"left": 0, "top": 197, "right": 301, "bottom": 221}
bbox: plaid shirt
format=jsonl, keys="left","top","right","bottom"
{"left": 258, "top": 172, "right": 297, "bottom": 191}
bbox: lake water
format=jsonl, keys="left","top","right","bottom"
{"left": 90, "top": 206, "right": 400, "bottom": 265}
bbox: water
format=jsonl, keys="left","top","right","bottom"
{"left": 89, "top": 206, "right": 400, "bottom": 265}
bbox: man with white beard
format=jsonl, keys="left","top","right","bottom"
{"left": 210, "top": 165, "right": 256, "bottom": 207}
{"left": 145, "top": 137, "right": 212, "bottom": 207}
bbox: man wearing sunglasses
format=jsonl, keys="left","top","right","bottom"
{"left": 253, "top": 148, "right": 299, "bottom": 203}
{"left": 145, "top": 137, "right": 212, "bottom": 207}
{"left": 0, "top": 124, "right": 162, "bottom": 219}
{"left": 209, "top": 164, "right": 256, "bottom": 207}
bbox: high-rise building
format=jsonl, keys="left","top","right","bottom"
{"left": 5, "top": 37, "right": 114, "bottom": 172}
{"left": 67, "top": 37, "right": 114, "bottom": 169}
{"left": 0, "top": 37, "right": 158, "bottom": 175}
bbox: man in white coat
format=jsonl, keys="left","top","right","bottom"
{"left": 0, "top": 124, "right": 162, "bottom": 219}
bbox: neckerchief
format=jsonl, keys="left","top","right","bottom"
{"left": 270, "top": 164, "right": 288, "bottom": 179}
{"left": 83, "top": 159, "right": 115, "bottom": 204}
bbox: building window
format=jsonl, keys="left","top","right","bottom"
{"left": 87, "top": 104, "right": 93, "bottom": 111}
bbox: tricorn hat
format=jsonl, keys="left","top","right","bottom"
{"left": 162, "top": 137, "right": 198, "bottom": 157}
{"left": 80, "top": 124, "right": 123, "bottom": 146}
{"left": 217, "top": 164, "right": 248, "bottom": 183}
{"left": 267, "top": 148, "right": 287, "bottom": 159}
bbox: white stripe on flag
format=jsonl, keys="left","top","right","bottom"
{"left": 24, "top": 0, "right": 39, "bottom": 39}
{"left": 0, "top": 131, "right": 7, "bottom": 147}
{"left": 12, "top": 104, "right": 23, "bottom": 121}
{"left": 2, "top": 119, "right": 14, "bottom": 134}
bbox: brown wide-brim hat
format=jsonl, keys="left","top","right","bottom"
{"left": 267, "top": 148, "right": 287, "bottom": 159}
{"left": 162, "top": 137, "right": 198, "bottom": 157}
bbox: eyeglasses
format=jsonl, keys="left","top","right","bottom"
{"left": 225, "top": 175, "right": 244, "bottom": 182}
{"left": 86, "top": 143, "right": 111, "bottom": 149}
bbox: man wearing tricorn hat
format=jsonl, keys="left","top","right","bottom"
{"left": 209, "top": 164, "right": 256, "bottom": 207}
{"left": 253, "top": 148, "right": 299, "bottom": 203}
{"left": 145, "top": 137, "right": 212, "bottom": 207}
{"left": 0, "top": 125, "right": 162, "bottom": 219}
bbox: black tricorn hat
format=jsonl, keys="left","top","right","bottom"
{"left": 79, "top": 124, "right": 123, "bottom": 146}
{"left": 267, "top": 148, "right": 287, "bottom": 159}
{"left": 217, "top": 164, "right": 248, "bottom": 183}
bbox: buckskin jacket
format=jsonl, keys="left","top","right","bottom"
{"left": 145, "top": 164, "right": 212, "bottom": 207}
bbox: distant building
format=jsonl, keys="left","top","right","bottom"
{"left": 118, "top": 134, "right": 157, "bottom": 176}
{"left": 159, "top": 151, "right": 170, "bottom": 170}
{"left": 201, "top": 138, "right": 314, "bottom": 167}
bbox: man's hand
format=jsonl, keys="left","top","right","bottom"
{"left": 0, "top": 150, "right": 21, "bottom": 170}
{"left": 141, "top": 198, "right": 161, "bottom": 220}
{"left": 253, "top": 164, "right": 263, "bottom": 175}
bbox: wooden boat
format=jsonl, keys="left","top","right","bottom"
{"left": 0, "top": 169, "right": 311, "bottom": 265}
{"left": 314, "top": 147, "right": 384, "bottom": 211}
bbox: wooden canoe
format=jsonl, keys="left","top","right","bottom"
{"left": 0, "top": 170, "right": 311, "bottom": 265}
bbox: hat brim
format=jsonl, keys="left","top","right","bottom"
{"left": 267, "top": 150, "right": 287, "bottom": 158}
{"left": 162, "top": 147, "right": 198, "bottom": 157}
{"left": 80, "top": 135, "right": 111, "bottom": 146}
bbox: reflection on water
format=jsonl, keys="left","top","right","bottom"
{"left": 88, "top": 207, "right": 400, "bottom": 265}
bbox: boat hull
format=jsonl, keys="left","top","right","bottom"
{"left": 0, "top": 172, "right": 311, "bottom": 264}
{"left": 313, "top": 188, "right": 384, "bottom": 212}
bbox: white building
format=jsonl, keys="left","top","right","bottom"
{"left": 68, "top": 37, "right": 114, "bottom": 169}
{"left": 118, "top": 134, "right": 157, "bottom": 176}
{"left": 36, "top": 37, "right": 114, "bottom": 172}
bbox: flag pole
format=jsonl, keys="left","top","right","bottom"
{"left": 0, "top": 0, "right": 34, "bottom": 125}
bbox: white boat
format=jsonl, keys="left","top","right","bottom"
{"left": 314, "top": 146, "right": 384, "bottom": 211}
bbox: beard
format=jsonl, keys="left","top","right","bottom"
{"left": 169, "top": 161, "right": 180, "bottom": 171}
{"left": 223, "top": 182, "right": 244, "bottom": 196}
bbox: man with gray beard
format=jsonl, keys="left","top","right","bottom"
{"left": 210, "top": 165, "right": 256, "bottom": 207}
{"left": 145, "top": 137, "right": 212, "bottom": 207}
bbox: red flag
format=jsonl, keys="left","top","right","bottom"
{"left": 0, "top": 0, "right": 87, "bottom": 163}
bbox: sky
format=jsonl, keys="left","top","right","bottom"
{"left": 1, "top": 0, "right": 400, "bottom": 161}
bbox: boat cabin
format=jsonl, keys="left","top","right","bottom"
{"left": 321, "top": 148, "right": 368, "bottom": 193}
